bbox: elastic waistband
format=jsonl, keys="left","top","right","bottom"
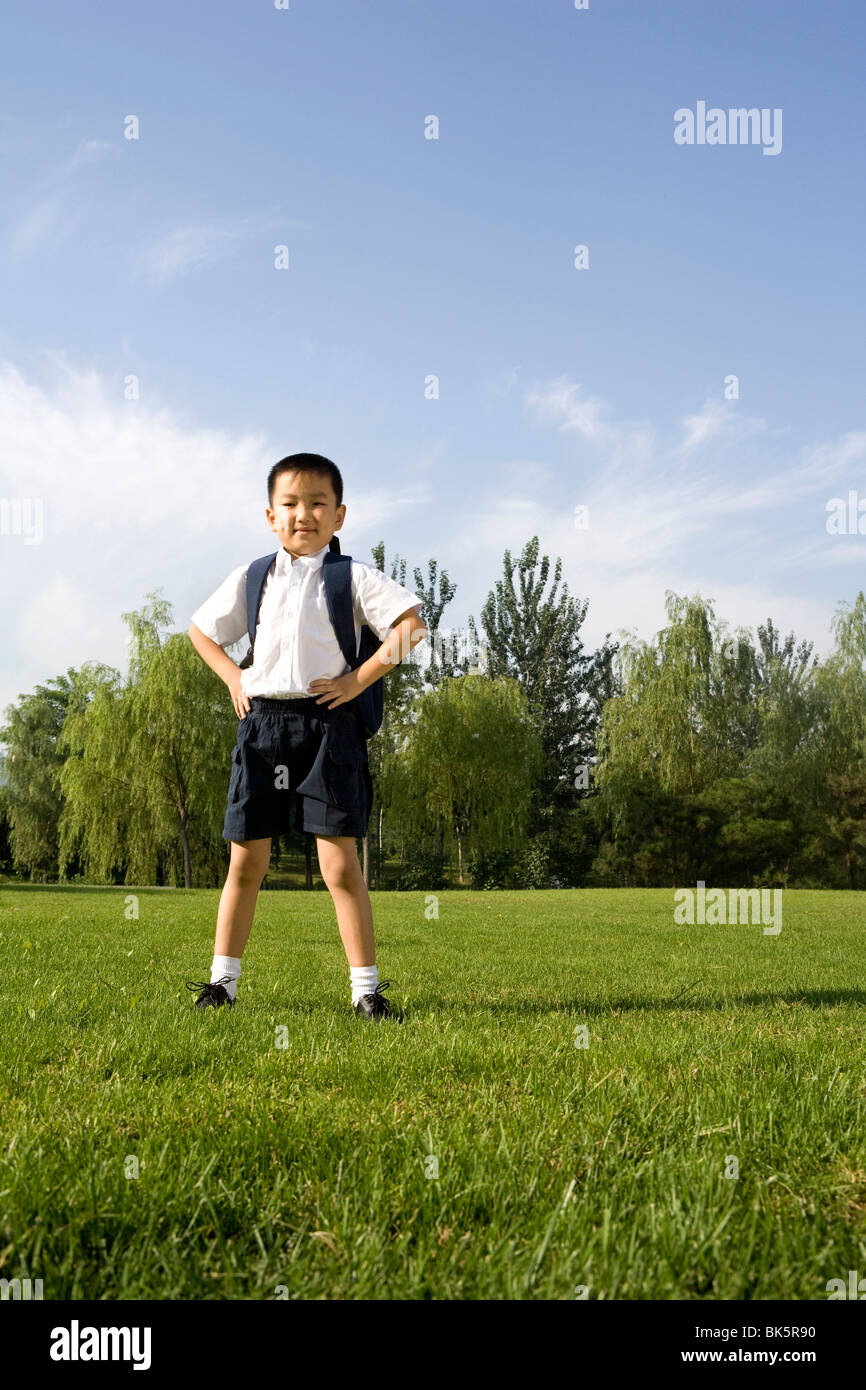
{"left": 249, "top": 696, "right": 318, "bottom": 713}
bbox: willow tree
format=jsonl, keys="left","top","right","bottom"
{"left": 59, "top": 593, "right": 234, "bottom": 887}
{"left": 57, "top": 665, "right": 137, "bottom": 883}
{"left": 0, "top": 667, "right": 108, "bottom": 881}
{"left": 590, "top": 593, "right": 759, "bottom": 884}
{"left": 814, "top": 592, "right": 866, "bottom": 885}
{"left": 597, "top": 591, "right": 758, "bottom": 800}
{"left": 816, "top": 592, "right": 866, "bottom": 772}
{"left": 390, "top": 673, "right": 541, "bottom": 883}
{"left": 744, "top": 618, "right": 820, "bottom": 800}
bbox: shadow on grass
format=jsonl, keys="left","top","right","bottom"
{"left": 430, "top": 988, "right": 866, "bottom": 1017}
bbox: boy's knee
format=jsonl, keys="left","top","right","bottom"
{"left": 324, "top": 862, "right": 357, "bottom": 892}
{"left": 229, "top": 847, "right": 270, "bottom": 887}
{"left": 232, "top": 865, "right": 266, "bottom": 889}
{"left": 318, "top": 841, "right": 361, "bottom": 891}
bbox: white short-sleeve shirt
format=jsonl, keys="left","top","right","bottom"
{"left": 190, "top": 541, "right": 424, "bottom": 699}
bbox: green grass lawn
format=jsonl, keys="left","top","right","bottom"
{"left": 1, "top": 885, "right": 864, "bottom": 1300}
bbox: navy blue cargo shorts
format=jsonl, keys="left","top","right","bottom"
{"left": 221, "top": 696, "right": 373, "bottom": 842}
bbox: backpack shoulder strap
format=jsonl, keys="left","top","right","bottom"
{"left": 245, "top": 552, "right": 279, "bottom": 650}
{"left": 321, "top": 538, "right": 384, "bottom": 739}
{"left": 322, "top": 550, "right": 358, "bottom": 670}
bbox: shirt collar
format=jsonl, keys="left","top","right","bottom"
{"left": 275, "top": 540, "right": 330, "bottom": 576}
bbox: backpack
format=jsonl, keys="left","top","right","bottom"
{"left": 237, "top": 536, "right": 385, "bottom": 739}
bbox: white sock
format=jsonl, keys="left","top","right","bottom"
{"left": 350, "top": 964, "right": 379, "bottom": 1006}
{"left": 211, "top": 954, "right": 241, "bottom": 1001}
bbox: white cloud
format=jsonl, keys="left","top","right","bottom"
{"left": 7, "top": 136, "right": 113, "bottom": 260}
{"left": 526, "top": 376, "right": 620, "bottom": 447}
{"left": 678, "top": 398, "right": 732, "bottom": 454}
{"left": 132, "top": 217, "right": 260, "bottom": 288}
{"left": 8, "top": 194, "right": 86, "bottom": 261}
{"left": 132, "top": 213, "right": 311, "bottom": 288}
{"left": 16, "top": 574, "right": 95, "bottom": 672}
{"left": 0, "top": 356, "right": 267, "bottom": 715}
{"left": 64, "top": 139, "right": 113, "bottom": 175}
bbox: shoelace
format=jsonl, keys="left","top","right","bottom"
{"left": 360, "top": 980, "right": 392, "bottom": 1010}
{"left": 185, "top": 975, "right": 233, "bottom": 998}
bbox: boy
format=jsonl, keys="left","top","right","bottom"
{"left": 185, "top": 452, "right": 428, "bottom": 1019}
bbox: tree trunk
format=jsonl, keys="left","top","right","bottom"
{"left": 376, "top": 805, "right": 384, "bottom": 889}
{"left": 456, "top": 829, "right": 464, "bottom": 885}
{"left": 362, "top": 833, "right": 369, "bottom": 888}
{"left": 178, "top": 810, "right": 191, "bottom": 889}
{"left": 172, "top": 744, "right": 192, "bottom": 888}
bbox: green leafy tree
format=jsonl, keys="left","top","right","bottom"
{"left": 595, "top": 594, "right": 763, "bottom": 883}
{"left": 599, "top": 593, "right": 757, "bottom": 802}
{"left": 813, "top": 593, "right": 866, "bottom": 884}
{"left": 361, "top": 543, "right": 442, "bottom": 887}
{"left": 471, "top": 536, "right": 617, "bottom": 882}
{"left": 0, "top": 668, "right": 107, "bottom": 881}
{"left": 595, "top": 592, "right": 866, "bottom": 888}
{"left": 405, "top": 552, "right": 459, "bottom": 686}
{"left": 390, "top": 673, "right": 541, "bottom": 884}
{"left": 59, "top": 593, "right": 235, "bottom": 887}
{"left": 824, "top": 769, "right": 866, "bottom": 889}
{"left": 816, "top": 593, "right": 866, "bottom": 774}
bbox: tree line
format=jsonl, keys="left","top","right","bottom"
{"left": 1, "top": 537, "right": 864, "bottom": 891}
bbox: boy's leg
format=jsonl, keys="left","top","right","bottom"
{"left": 215, "top": 837, "right": 272, "bottom": 957}
{"left": 315, "top": 834, "right": 374, "bottom": 965}
{"left": 187, "top": 837, "right": 270, "bottom": 1004}
{"left": 315, "top": 833, "right": 393, "bottom": 1016}
{"left": 316, "top": 828, "right": 391, "bottom": 1017}
{"left": 298, "top": 713, "right": 392, "bottom": 1016}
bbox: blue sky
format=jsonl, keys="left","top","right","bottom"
{"left": 1, "top": 0, "right": 865, "bottom": 717}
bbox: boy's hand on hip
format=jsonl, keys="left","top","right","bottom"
{"left": 226, "top": 668, "right": 251, "bottom": 720}
{"left": 307, "top": 671, "right": 363, "bottom": 709}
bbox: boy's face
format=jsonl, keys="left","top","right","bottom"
{"left": 266, "top": 470, "right": 346, "bottom": 558}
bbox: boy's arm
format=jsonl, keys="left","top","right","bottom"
{"left": 307, "top": 607, "right": 428, "bottom": 709}
{"left": 188, "top": 622, "right": 250, "bottom": 719}
{"left": 361, "top": 607, "right": 428, "bottom": 688}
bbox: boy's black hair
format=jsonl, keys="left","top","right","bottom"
{"left": 267, "top": 453, "right": 343, "bottom": 508}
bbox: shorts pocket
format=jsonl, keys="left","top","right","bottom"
{"left": 323, "top": 721, "right": 364, "bottom": 810}
{"left": 228, "top": 744, "right": 245, "bottom": 804}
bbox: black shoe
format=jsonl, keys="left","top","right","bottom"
{"left": 186, "top": 976, "right": 235, "bottom": 1009}
{"left": 354, "top": 979, "right": 395, "bottom": 1020}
